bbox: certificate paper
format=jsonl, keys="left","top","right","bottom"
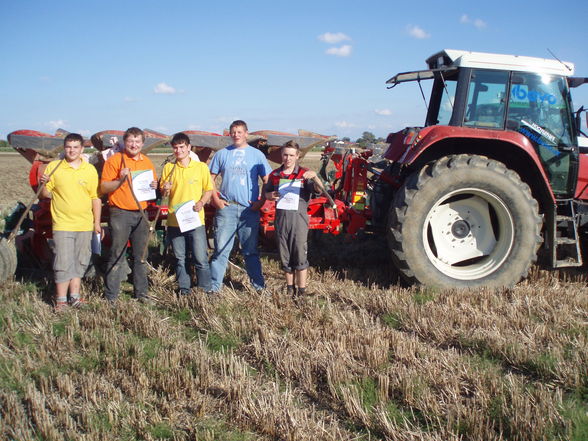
{"left": 131, "top": 169, "right": 156, "bottom": 202}
{"left": 174, "top": 200, "right": 202, "bottom": 232}
{"left": 276, "top": 179, "right": 302, "bottom": 211}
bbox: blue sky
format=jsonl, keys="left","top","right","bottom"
{"left": 2, "top": 0, "right": 588, "bottom": 141}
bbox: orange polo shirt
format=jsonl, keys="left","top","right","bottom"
{"left": 101, "top": 152, "right": 157, "bottom": 210}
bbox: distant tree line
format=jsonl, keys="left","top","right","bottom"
{"left": 354, "top": 131, "right": 385, "bottom": 148}
{"left": 0, "top": 140, "right": 8, "bottom": 147}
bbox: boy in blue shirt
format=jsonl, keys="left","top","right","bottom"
{"left": 209, "top": 120, "right": 272, "bottom": 292}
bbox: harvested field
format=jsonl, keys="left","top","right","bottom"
{"left": 0, "top": 153, "right": 587, "bottom": 440}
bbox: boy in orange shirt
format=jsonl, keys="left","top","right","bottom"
{"left": 100, "top": 127, "right": 157, "bottom": 304}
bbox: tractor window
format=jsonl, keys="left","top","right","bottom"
{"left": 507, "top": 73, "right": 573, "bottom": 146}
{"left": 464, "top": 70, "right": 508, "bottom": 128}
{"left": 507, "top": 73, "right": 575, "bottom": 195}
{"left": 437, "top": 79, "right": 457, "bottom": 125}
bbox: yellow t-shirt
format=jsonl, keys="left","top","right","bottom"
{"left": 161, "top": 159, "right": 213, "bottom": 227}
{"left": 45, "top": 159, "right": 99, "bottom": 231}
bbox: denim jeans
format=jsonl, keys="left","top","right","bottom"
{"left": 210, "top": 204, "right": 264, "bottom": 291}
{"left": 104, "top": 207, "right": 149, "bottom": 301}
{"left": 167, "top": 226, "right": 211, "bottom": 292}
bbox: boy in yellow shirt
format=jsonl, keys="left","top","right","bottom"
{"left": 161, "top": 133, "right": 213, "bottom": 294}
{"left": 41, "top": 133, "right": 101, "bottom": 311}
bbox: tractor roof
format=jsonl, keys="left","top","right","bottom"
{"left": 426, "top": 49, "right": 575, "bottom": 76}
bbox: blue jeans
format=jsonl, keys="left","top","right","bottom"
{"left": 167, "top": 226, "right": 211, "bottom": 292}
{"left": 104, "top": 207, "right": 149, "bottom": 301}
{"left": 210, "top": 204, "right": 264, "bottom": 291}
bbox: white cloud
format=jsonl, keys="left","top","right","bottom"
{"left": 215, "top": 116, "right": 239, "bottom": 123}
{"left": 79, "top": 129, "right": 91, "bottom": 137}
{"left": 461, "top": 14, "right": 487, "bottom": 29}
{"left": 326, "top": 45, "right": 352, "bottom": 57}
{"left": 47, "top": 120, "right": 67, "bottom": 130}
{"left": 375, "top": 109, "right": 392, "bottom": 116}
{"left": 124, "top": 96, "right": 137, "bottom": 103}
{"left": 335, "top": 121, "right": 356, "bottom": 128}
{"left": 318, "top": 32, "right": 351, "bottom": 44}
{"left": 407, "top": 25, "right": 430, "bottom": 39}
{"left": 154, "top": 82, "right": 177, "bottom": 94}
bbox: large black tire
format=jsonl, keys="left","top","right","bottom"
{"left": 388, "top": 155, "right": 543, "bottom": 289}
{"left": 0, "top": 239, "right": 18, "bottom": 282}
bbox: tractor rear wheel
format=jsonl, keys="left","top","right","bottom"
{"left": 388, "top": 155, "right": 542, "bottom": 289}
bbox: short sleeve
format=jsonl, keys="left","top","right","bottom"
{"left": 44, "top": 160, "right": 61, "bottom": 193}
{"left": 209, "top": 150, "right": 222, "bottom": 175}
{"left": 101, "top": 154, "right": 120, "bottom": 183}
{"left": 200, "top": 163, "right": 214, "bottom": 192}
{"left": 87, "top": 166, "right": 99, "bottom": 199}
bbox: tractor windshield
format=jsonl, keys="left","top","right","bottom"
{"left": 506, "top": 72, "right": 575, "bottom": 194}
{"left": 507, "top": 73, "right": 574, "bottom": 147}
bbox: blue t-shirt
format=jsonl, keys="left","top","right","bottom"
{"left": 209, "top": 145, "right": 272, "bottom": 207}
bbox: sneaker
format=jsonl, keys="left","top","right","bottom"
{"left": 138, "top": 295, "right": 155, "bottom": 305}
{"left": 205, "top": 291, "right": 220, "bottom": 302}
{"left": 255, "top": 287, "right": 272, "bottom": 297}
{"left": 69, "top": 298, "right": 86, "bottom": 308}
{"left": 178, "top": 289, "right": 191, "bottom": 297}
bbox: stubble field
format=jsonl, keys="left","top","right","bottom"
{"left": 0, "top": 152, "right": 587, "bottom": 440}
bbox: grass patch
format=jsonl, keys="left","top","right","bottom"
{"left": 381, "top": 311, "right": 402, "bottom": 329}
{"left": 0, "top": 359, "right": 24, "bottom": 394}
{"left": 147, "top": 422, "right": 174, "bottom": 439}
{"left": 52, "top": 319, "right": 68, "bottom": 337}
{"left": 206, "top": 332, "right": 240, "bottom": 352}
{"left": 412, "top": 288, "right": 436, "bottom": 305}
{"left": 562, "top": 396, "right": 588, "bottom": 441}
{"left": 172, "top": 307, "right": 192, "bottom": 324}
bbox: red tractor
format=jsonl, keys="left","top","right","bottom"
{"left": 321, "top": 49, "right": 588, "bottom": 288}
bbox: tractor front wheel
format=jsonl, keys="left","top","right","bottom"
{"left": 388, "top": 155, "right": 542, "bottom": 289}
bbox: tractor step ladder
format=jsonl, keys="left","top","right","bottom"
{"left": 552, "top": 200, "right": 582, "bottom": 268}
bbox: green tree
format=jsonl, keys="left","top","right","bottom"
{"left": 356, "top": 131, "right": 377, "bottom": 148}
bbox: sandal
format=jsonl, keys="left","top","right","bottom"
{"left": 54, "top": 300, "right": 68, "bottom": 312}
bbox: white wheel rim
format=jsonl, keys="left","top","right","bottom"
{"left": 423, "top": 188, "right": 514, "bottom": 280}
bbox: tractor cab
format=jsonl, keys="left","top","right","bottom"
{"left": 386, "top": 49, "right": 588, "bottom": 198}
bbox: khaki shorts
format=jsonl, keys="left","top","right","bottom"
{"left": 53, "top": 231, "right": 92, "bottom": 283}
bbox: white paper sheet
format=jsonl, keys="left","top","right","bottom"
{"left": 131, "top": 169, "right": 156, "bottom": 202}
{"left": 276, "top": 179, "right": 302, "bottom": 211}
{"left": 174, "top": 200, "right": 202, "bottom": 232}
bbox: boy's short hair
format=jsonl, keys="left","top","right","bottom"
{"left": 229, "top": 120, "right": 248, "bottom": 132}
{"left": 281, "top": 140, "right": 300, "bottom": 151}
{"left": 123, "top": 127, "right": 145, "bottom": 141}
{"left": 171, "top": 132, "right": 191, "bottom": 146}
{"left": 63, "top": 133, "right": 84, "bottom": 146}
